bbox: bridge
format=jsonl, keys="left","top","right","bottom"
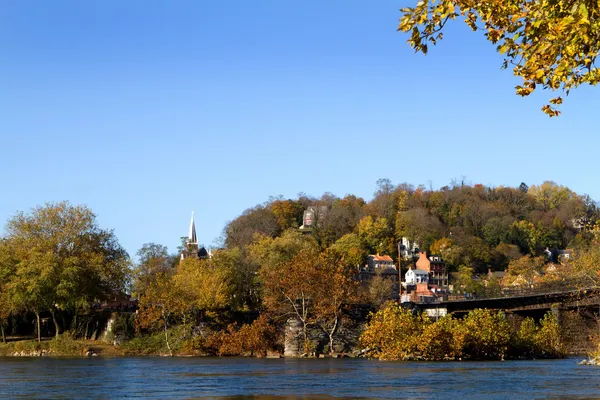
{"left": 413, "top": 279, "right": 600, "bottom": 316}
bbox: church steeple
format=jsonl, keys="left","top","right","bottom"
{"left": 181, "top": 211, "right": 209, "bottom": 261}
{"left": 188, "top": 211, "right": 198, "bottom": 245}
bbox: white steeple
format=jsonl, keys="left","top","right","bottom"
{"left": 188, "top": 211, "right": 197, "bottom": 244}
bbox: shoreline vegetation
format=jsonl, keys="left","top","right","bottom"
{"left": 1, "top": 181, "right": 600, "bottom": 361}
{"left": 0, "top": 304, "right": 568, "bottom": 361}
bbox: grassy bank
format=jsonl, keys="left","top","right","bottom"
{"left": 0, "top": 333, "right": 123, "bottom": 357}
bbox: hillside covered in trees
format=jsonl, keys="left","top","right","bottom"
{"left": 222, "top": 179, "right": 598, "bottom": 282}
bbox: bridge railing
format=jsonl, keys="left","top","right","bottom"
{"left": 446, "top": 277, "right": 599, "bottom": 302}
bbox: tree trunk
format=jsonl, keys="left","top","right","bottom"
{"left": 35, "top": 311, "right": 41, "bottom": 343}
{"left": 162, "top": 310, "right": 172, "bottom": 357}
{"left": 301, "top": 320, "right": 309, "bottom": 354}
{"left": 1, "top": 325, "right": 6, "bottom": 344}
{"left": 50, "top": 309, "right": 60, "bottom": 338}
{"left": 328, "top": 316, "right": 339, "bottom": 355}
{"left": 72, "top": 311, "right": 78, "bottom": 335}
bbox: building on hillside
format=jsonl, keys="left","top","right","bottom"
{"left": 299, "top": 206, "right": 328, "bottom": 231}
{"left": 180, "top": 212, "right": 210, "bottom": 261}
{"left": 358, "top": 254, "right": 399, "bottom": 300}
{"left": 367, "top": 254, "right": 395, "bottom": 271}
{"left": 399, "top": 237, "right": 420, "bottom": 260}
{"left": 544, "top": 248, "right": 574, "bottom": 264}
{"left": 404, "top": 268, "right": 429, "bottom": 285}
{"left": 415, "top": 252, "right": 448, "bottom": 288}
{"left": 400, "top": 281, "right": 444, "bottom": 304}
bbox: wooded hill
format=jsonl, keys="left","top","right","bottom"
{"left": 224, "top": 179, "right": 598, "bottom": 272}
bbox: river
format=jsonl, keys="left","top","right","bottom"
{"left": 0, "top": 357, "right": 598, "bottom": 399}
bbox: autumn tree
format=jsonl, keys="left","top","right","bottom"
{"left": 318, "top": 195, "right": 366, "bottom": 246}
{"left": 249, "top": 229, "right": 319, "bottom": 273}
{"left": 505, "top": 255, "right": 548, "bottom": 286}
{"left": 137, "top": 272, "right": 186, "bottom": 356}
{"left": 259, "top": 247, "right": 320, "bottom": 351}
{"left": 270, "top": 198, "right": 303, "bottom": 230}
{"left": 358, "top": 303, "right": 423, "bottom": 360}
{"left": 362, "top": 272, "right": 395, "bottom": 309}
{"left": 453, "top": 309, "right": 511, "bottom": 360}
{"left": 311, "top": 251, "right": 358, "bottom": 353}
{"left": 3, "top": 202, "right": 129, "bottom": 341}
{"left": 399, "top": 0, "right": 600, "bottom": 116}
{"left": 224, "top": 205, "right": 281, "bottom": 248}
{"left": 358, "top": 216, "right": 395, "bottom": 255}
{"left": 395, "top": 208, "right": 444, "bottom": 252}
{"left": 174, "top": 257, "right": 230, "bottom": 324}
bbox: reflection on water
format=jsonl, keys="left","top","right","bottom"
{"left": 0, "top": 357, "right": 598, "bottom": 399}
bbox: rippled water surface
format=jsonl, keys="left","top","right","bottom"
{"left": 0, "top": 357, "right": 599, "bottom": 399}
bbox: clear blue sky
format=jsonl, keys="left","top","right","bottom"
{"left": 1, "top": 1, "right": 598, "bottom": 260}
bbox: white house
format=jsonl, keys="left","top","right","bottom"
{"left": 405, "top": 268, "right": 429, "bottom": 285}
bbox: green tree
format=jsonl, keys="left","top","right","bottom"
{"left": 329, "top": 233, "right": 367, "bottom": 268}
{"left": 511, "top": 220, "right": 543, "bottom": 254}
{"left": 3, "top": 202, "right": 129, "bottom": 341}
{"left": 453, "top": 265, "right": 482, "bottom": 295}
{"left": 0, "top": 239, "right": 17, "bottom": 343}
{"left": 399, "top": 0, "right": 600, "bottom": 116}
{"left": 214, "top": 247, "right": 261, "bottom": 311}
{"left": 133, "top": 243, "right": 174, "bottom": 298}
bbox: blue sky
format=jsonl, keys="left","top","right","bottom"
{"left": 1, "top": 1, "right": 598, "bottom": 259}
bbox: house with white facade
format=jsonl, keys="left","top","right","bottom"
{"left": 404, "top": 268, "right": 429, "bottom": 285}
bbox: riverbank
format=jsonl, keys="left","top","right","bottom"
{"left": 0, "top": 336, "right": 123, "bottom": 357}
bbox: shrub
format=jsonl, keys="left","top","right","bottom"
{"left": 112, "top": 313, "right": 136, "bottom": 341}
{"left": 180, "top": 315, "right": 280, "bottom": 357}
{"left": 120, "top": 330, "right": 176, "bottom": 355}
{"left": 49, "top": 332, "right": 86, "bottom": 356}
{"left": 418, "top": 316, "right": 459, "bottom": 360}
{"left": 359, "top": 305, "right": 519, "bottom": 361}
{"left": 454, "top": 309, "right": 511, "bottom": 360}
{"left": 513, "top": 317, "right": 537, "bottom": 358}
{"left": 13, "top": 340, "right": 47, "bottom": 354}
{"left": 534, "top": 312, "right": 564, "bottom": 358}
{"left": 358, "top": 302, "right": 423, "bottom": 360}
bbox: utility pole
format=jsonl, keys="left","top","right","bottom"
{"left": 397, "top": 241, "right": 402, "bottom": 303}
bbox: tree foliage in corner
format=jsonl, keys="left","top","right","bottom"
{"left": 399, "top": 0, "right": 600, "bottom": 116}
